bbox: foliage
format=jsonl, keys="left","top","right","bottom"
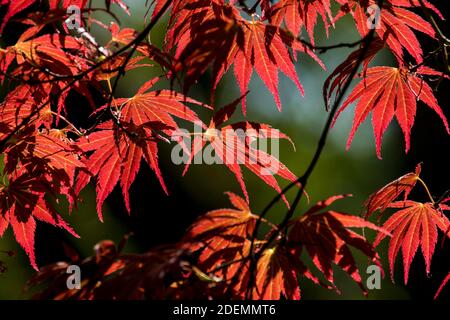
{"left": 0, "top": 0, "right": 449, "bottom": 299}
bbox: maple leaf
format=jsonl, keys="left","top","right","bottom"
{"left": 27, "top": 240, "right": 200, "bottom": 299}
{"left": 235, "top": 244, "right": 325, "bottom": 300}
{"left": 182, "top": 98, "right": 299, "bottom": 206}
{"left": 185, "top": 192, "right": 320, "bottom": 299}
{"left": 184, "top": 192, "right": 258, "bottom": 279}
{"left": 365, "top": 163, "right": 422, "bottom": 217}
{"left": 335, "top": 0, "right": 440, "bottom": 64}
{"left": 106, "top": 22, "right": 174, "bottom": 72}
{"left": 1, "top": 33, "right": 89, "bottom": 80}
{"left": 186, "top": 192, "right": 256, "bottom": 241}
{"left": 9, "top": 34, "right": 88, "bottom": 71}
{"left": 0, "top": 0, "right": 35, "bottom": 33}
{"left": 1, "top": 34, "right": 95, "bottom": 119}
{"left": 26, "top": 239, "right": 127, "bottom": 299}
{"left": 92, "top": 24, "right": 173, "bottom": 81}
{"left": 76, "top": 79, "right": 208, "bottom": 219}
{"left": 2, "top": 127, "right": 85, "bottom": 212}
{"left": 0, "top": 169, "right": 79, "bottom": 270}
{"left": 288, "top": 195, "right": 389, "bottom": 294}
{"left": 0, "top": 86, "right": 53, "bottom": 142}
{"left": 247, "top": 247, "right": 306, "bottom": 300}
{"left": 334, "top": 66, "right": 450, "bottom": 158}
{"left": 268, "top": 0, "right": 334, "bottom": 45}
{"left": 109, "top": 22, "right": 138, "bottom": 46}
{"left": 167, "top": 0, "right": 323, "bottom": 113}
{"left": 76, "top": 121, "right": 168, "bottom": 221}
{"left": 373, "top": 200, "right": 450, "bottom": 283}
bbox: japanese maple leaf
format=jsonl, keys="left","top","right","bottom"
{"left": 1, "top": 34, "right": 95, "bottom": 118}
{"left": 335, "top": 0, "right": 441, "bottom": 63}
{"left": 246, "top": 247, "right": 310, "bottom": 300}
{"left": 76, "top": 79, "right": 208, "bottom": 219}
{"left": 373, "top": 201, "right": 450, "bottom": 283}
{"left": 185, "top": 192, "right": 318, "bottom": 299}
{"left": 334, "top": 66, "right": 450, "bottom": 158}
{"left": 234, "top": 244, "right": 324, "bottom": 300}
{"left": 184, "top": 192, "right": 259, "bottom": 280}
{"left": 28, "top": 240, "right": 196, "bottom": 299}
{"left": 0, "top": 33, "right": 85, "bottom": 92}
{"left": 5, "top": 129, "right": 84, "bottom": 193}
{"left": 182, "top": 98, "right": 299, "bottom": 206}
{"left": 93, "top": 24, "right": 172, "bottom": 82}
{"left": 288, "top": 195, "right": 389, "bottom": 294}
{"left": 105, "top": 22, "right": 174, "bottom": 73}
{"left": 168, "top": 0, "right": 323, "bottom": 113}
{"left": 75, "top": 121, "right": 168, "bottom": 221}
{"left": 268, "top": 0, "right": 334, "bottom": 45}
{"left": 186, "top": 192, "right": 257, "bottom": 242}
{"left": 0, "top": 170, "right": 79, "bottom": 270}
{"left": 9, "top": 34, "right": 89, "bottom": 72}
{"left": 1, "top": 127, "right": 85, "bottom": 222}
{"left": 365, "top": 163, "right": 422, "bottom": 217}
{"left": 0, "top": 85, "right": 53, "bottom": 142}
{"left": 0, "top": 0, "right": 35, "bottom": 33}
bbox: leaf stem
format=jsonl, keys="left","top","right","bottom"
{"left": 417, "top": 177, "right": 435, "bottom": 204}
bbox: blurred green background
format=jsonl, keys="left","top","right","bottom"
{"left": 1, "top": 0, "right": 449, "bottom": 300}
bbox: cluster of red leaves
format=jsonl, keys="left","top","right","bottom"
{"left": 335, "top": 0, "right": 442, "bottom": 64}
{"left": 27, "top": 192, "right": 387, "bottom": 299}
{"left": 163, "top": 0, "right": 324, "bottom": 112}
{"left": 364, "top": 164, "right": 450, "bottom": 296}
{"left": 334, "top": 65, "right": 449, "bottom": 158}
{"left": 0, "top": 0, "right": 449, "bottom": 300}
{"left": 26, "top": 239, "right": 205, "bottom": 299}
{"left": 0, "top": 0, "right": 301, "bottom": 271}
{"left": 182, "top": 192, "right": 388, "bottom": 299}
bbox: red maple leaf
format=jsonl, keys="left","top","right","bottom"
{"left": 0, "top": 0, "right": 35, "bottom": 33}
{"left": 373, "top": 200, "right": 450, "bottom": 283}
{"left": 246, "top": 246, "right": 309, "bottom": 300}
{"left": 0, "top": 169, "right": 79, "bottom": 270}
{"left": 76, "top": 121, "right": 168, "bottom": 220}
{"left": 76, "top": 79, "right": 209, "bottom": 219}
{"left": 0, "top": 85, "right": 53, "bottom": 141}
{"left": 268, "top": 0, "right": 334, "bottom": 45}
{"left": 167, "top": 0, "right": 323, "bottom": 113}
{"left": 334, "top": 66, "right": 449, "bottom": 158}
{"left": 185, "top": 192, "right": 319, "bottom": 299}
{"left": 288, "top": 195, "right": 389, "bottom": 295}
{"left": 182, "top": 97, "right": 299, "bottom": 206}
{"left": 365, "top": 163, "right": 422, "bottom": 217}
{"left": 335, "top": 0, "right": 441, "bottom": 64}
{"left": 184, "top": 192, "right": 258, "bottom": 281}
{"left": 1, "top": 33, "right": 96, "bottom": 119}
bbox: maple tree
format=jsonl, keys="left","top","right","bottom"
{"left": 0, "top": 0, "right": 449, "bottom": 300}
